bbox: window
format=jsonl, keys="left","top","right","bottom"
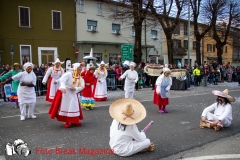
{"left": 207, "top": 44, "right": 212, "bottom": 52}
{"left": 87, "top": 20, "right": 97, "bottom": 31}
{"left": 97, "top": 3, "right": 102, "bottom": 15}
{"left": 78, "top": 0, "right": 84, "bottom": 12}
{"left": 52, "top": 11, "right": 62, "bottom": 30}
{"left": 20, "top": 45, "right": 31, "bottom": 65}
{"left": 113, "top": 6, "right": 117, "bottom": 17}
{"left": 184, "top": 40, "right": 188, "bottom": 49}
{"left": 151, "top": 30, "right": 157, "bottom": 39}
{"left": 109, "top": 53, "right": 121, "bottom": 65}
{"left": 213, "top": 45, "right": 216, "bottom": 52}
{"left": 84, "top": 53, "right": 102, "bottom": 63}
{"left": 173, "top": 23, "right": 180, "bottom": 35}
{"left": 19, "top": 6, "right": 30, "bottom": 27}
{"left": 193, "top": 41, "right": 196, "bottom": 50}
{"left": 225, "top": 46, "right": 227, "bottom": 53}
{"left": 112, "top": 24, "right": 120, "bottom": 34}
{"left": 132, "top": 27, "right": 135, "bottom": 36}
{"left": 184, "top": 23, "right": 188, "bottom": 36}
{"left": 173, "top": 39, "right": 181, "bottom": 48}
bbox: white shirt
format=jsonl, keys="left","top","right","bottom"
{"left": 109, "top": 119, "right": 147, "bottom": 155}
{"left": 12, "top": 71, "right": 36, "bottom": 104}
{"left": 202, "top": 102, "right": 232, "bottom": 122}
{"left": 120, "top": 70, "right": 138, "bottom": 91}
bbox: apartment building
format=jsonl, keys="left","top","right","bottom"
{"left": 0, "top": 0, "right": 75, "bottom": 66}
{"left": 203, "top": 25, "right": 233, "bottom": 65}
{"left": 75, "top": 0, "right": 163, "bottom": 64}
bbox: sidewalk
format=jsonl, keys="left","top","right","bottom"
{"left": 162, "top": 133, "right": 240, "bottom": 160}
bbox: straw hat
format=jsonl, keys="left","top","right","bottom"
{"left": 13, "top": 63, "right": 20, "bottom": 67}
{"left": 109, "top": 98, "right": 146, "bottom": 125}
{"left": 212, "top": 89, "right": 235, "bottom": 102}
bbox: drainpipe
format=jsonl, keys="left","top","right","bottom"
{"left": 145, "top": 19, "right": 147, "bottom": 62}
{"left": 74, "top": 0, "right": 78, "bottom": 62}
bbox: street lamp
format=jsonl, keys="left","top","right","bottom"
{"left": 188, "top": 0, "right": 190, "bottom": 66}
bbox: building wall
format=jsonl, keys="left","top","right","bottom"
{"left": 0, "top": 0, "right": 75, "bottom": 66}
{"left": 76, "top": 0, "right": 162, "bottom": 64}
{"left": 203, "top": 31, "right": 233, "bottom": 65}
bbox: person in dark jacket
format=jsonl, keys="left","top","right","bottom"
{"left": 202, "top": 64, "right": 210, "bottom": 86}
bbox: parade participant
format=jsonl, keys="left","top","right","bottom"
{"left": 93, "top": 61, "right": 108, "bottom": 101}
{"left": 81, "top": 66, "right": 97, "bottom": 110}
{"left": 0, "top": 62, "right": 37, "bottom": 120}
{"left": 48, "top": 63, "right": 85, "bottom": 128}
{"left": 42, "top": 58, "right": 65, "bottom": 102}
{"left": 0, "top": 63, "right": 22, "bottom": 108}
{"left": 118, "top": 62, "right": 138, "bottom": 99}
{"left": 200, "top": 89, "right": 235, "bottom": 131}
{"left": 153, "top": 68, "right": 172, "bottom": 113}
{"left": 64, "top": 58, "right": 73, "bottom": 72}
{"left": 109, "top": 98, "right": 154, "bottom": 156}
{"left": 81, "top": 61, "right": 87, "bottom": 72}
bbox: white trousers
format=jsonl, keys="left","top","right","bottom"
{"left": 125, "top": 91, "right": 134, "bottom": 99}
{"left": 19, "top": 103, "right": 36, "bottom": 117}
{"left": 206, "top": 112, "right": 231, "bottom": 127}
{"left": 115, "top": 139, "right": 150, "bottom": 156}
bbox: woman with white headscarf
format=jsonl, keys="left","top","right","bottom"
{"left": 0, "top": 62, "right": 37, "bottom": 120}
{"left": 42, "top": 58, "right": 65, "bottom": 103}
{"left": 48, "top": 63, "right": 85, "bottom": 128}
{"left": 153, "top": 68, "right": 172, "bottom": 113}
{"left": 118, "top": 62, "right": 138, "bottom": 99}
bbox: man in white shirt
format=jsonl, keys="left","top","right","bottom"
{"left": 109, "top": 98, "right": 154, "bottom": 156}
{"left": 200, "top": 89, "right": 235, "bottom": 131}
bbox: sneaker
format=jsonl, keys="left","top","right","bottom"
{"left": 163, "top": 109, "right": 169, "bottom": 113}
{"left": 158, "top": 110, "right": 164, "bottom": 114}
{"left": 20, "top": 116, "right": 25, "bottom": 121}
{"left": 28, "top": 115, "right": 36, "bottom": 119}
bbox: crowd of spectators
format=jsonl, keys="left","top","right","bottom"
{"left": 0, "top": 60, "right": 239, "bottom": 98}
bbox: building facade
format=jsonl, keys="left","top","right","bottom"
{"left": 0, "top": 0, "right": 75, "bottom": 67}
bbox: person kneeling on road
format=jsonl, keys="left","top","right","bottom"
{"left": 200, "top": 89, "right": 235, "bottom": 131}
{"left": 109, "top": 98, "right": 154, "bottom": 156}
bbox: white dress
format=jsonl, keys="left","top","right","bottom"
{"left": 109, "top": 119, "right": 150, "bottom": 156}
{"left": 201, "top": 102, "right": 232, "bottom": 127}
{"left": 120, "top": 70, "right": 138, "bottom": 99}
{"left": 94, "top": 70, "right": 107, "bottom": 100}
{"left": 58, "top": 72, "right": 85, "bottom": 117}
{"left": 12, "top": 71, "right": 36, "bottom": 104}
{"left": 42, "top": 67, "right": 64, "bottom": 100}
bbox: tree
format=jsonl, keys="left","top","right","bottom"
{"left": 99, "top": 0, "right": 151, "bottom": 64}
{"left": 203, "top": 0, "right": 240, "bottom": 64}
{"left": 189, "top": 0, "right": 213, "bottom": 66}
{"left": 149, "top": 0, "right": 186, "bottom": 64}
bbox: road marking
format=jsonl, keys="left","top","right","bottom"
{"left": 182, "top": 154, "right": 240, "bottom": 160}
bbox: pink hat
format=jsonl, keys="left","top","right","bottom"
{"left": 212, "top": 89, "right": 235, "bottom": 102}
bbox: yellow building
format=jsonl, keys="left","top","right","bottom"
{"left": 203, "top": 26, "right": 233, "bottom": 65}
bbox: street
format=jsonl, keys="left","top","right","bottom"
{"left": 0, "top": 82, "right": 240, "bottom": 160}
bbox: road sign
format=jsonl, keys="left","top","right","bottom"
{"left": 121, "top": 44, "right": 134, "bottom": 62}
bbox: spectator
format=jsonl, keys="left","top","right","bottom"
{"left": 193, "top": 66, "right": 201, "bottom": 86}
{"left": 40, "top": 64, "right": 46, "bottom": 75}
{"left": 34, "top": 66, "right": 43, "bottom": 77}
{"left": 202, "top": 64, "right": 210, "bottom": 86}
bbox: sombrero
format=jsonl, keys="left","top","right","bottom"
{"left": 109, "top": 98, "right": 146, "bottom": 125}
{"left": 212, "top": 89, "right": 235, "bottom": 102}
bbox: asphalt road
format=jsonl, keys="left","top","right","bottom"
{"left": 0, "top": 85, "right": 239, "bottom": 160}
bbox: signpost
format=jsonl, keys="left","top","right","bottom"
{"left": 10, "top": 44, "right": 14, "bottom": 65}
{"left": 121, "top": 44, "right": 134, "bottom": 62}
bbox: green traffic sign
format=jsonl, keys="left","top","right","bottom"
{"left": 121, "top": 44, "right": 134, "bottom": 61}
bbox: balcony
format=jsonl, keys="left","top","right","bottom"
{"left": 173, "top": 47, "right": 187, "bottom": 56}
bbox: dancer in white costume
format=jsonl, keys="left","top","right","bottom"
{"left": 119, "top": 62, "right": 138, "bottom": 99}
{"left": 0, "top": 63, "right": 37, "bottom": 120}
{"left": 42, "top": 58, "right": 64, "bottom": 102}
{"left": 93, "top": 61, "right": 108, "bottom": 101}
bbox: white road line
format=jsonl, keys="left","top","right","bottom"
{"left": 182, "top": 154, "right": 240, "bottom": 160}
